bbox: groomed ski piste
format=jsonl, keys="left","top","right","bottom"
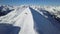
{"left": 0, "top": 5, "right": 60, "bottom": 34}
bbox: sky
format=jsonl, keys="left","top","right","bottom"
{"left": 0, "top": 0, "right": 60, "bottom": 6}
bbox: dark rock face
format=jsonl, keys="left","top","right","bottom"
{"left": 0, "top": 5, "right": 14, "bottom": 16}
{"left": 54, "top": 17, "right": 60, "bottom": 23}
{"left": 0, "top": 9, "right": 14, "bottom": 16}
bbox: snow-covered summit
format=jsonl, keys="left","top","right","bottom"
{"left": 0, "top": 5, "right": 60, "bottom": 34}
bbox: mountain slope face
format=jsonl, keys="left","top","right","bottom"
{"left": 34, "top": 6, "right": 60, "bottom": 22}
{"left": 29, "top": 7, "right": 60, "bottom": 34}
{"left": 0, "top": 5, "right": 60, "bottom": 34}
{"left": 0, "top": 5, "right": 14, "bottom": 16}
{"left": 0, "top": 6, "right": 36, "bottom": 34}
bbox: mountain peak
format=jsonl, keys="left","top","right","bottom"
{"left": 0, "top": 5, "right": 60, "bottom": 34}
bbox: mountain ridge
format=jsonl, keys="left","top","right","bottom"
{"left": 0, "top": 5, "right": 60, "bottom": 34}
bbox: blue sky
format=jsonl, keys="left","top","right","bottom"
{"left": 0, "top": 0, "right": 60, "bottom": 6}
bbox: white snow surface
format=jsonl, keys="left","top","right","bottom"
{"left": 0, "top": 5, "right": 60, "bottom": 34}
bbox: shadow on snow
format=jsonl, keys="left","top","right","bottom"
{"left": 29, "top": 7, "right": 60, "bottom": 34}
{"left": 0, "top": 23, "right": 20, "bottom": 34}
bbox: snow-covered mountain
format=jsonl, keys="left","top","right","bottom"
{"left": 0, "top": 5, "right": 60, "bottom": 34}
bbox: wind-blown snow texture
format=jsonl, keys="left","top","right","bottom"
{"left": 0, "top": 5, "right": 60, "bottom": 34}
